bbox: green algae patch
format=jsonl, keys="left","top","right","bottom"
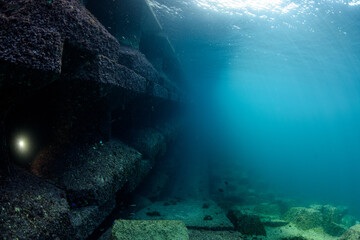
{"left": 111, "top": 220, "right": 189, "bottom": 240}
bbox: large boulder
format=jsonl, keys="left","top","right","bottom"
{"left": 55, "top": 140, "right": 143, "bottom": 207}
{"left": 283, "top": 207, "right": 323, "bottom": 230}
{"left": 308, "top": 204, "right": 348, "bottom": 236}
{"left": 310, "top": 204, "right": 344, "bottom": 223}
{"left": 47, "top": 140, "right": 148, "bottom": 239}
{"left": 111, "top": 220, "right": 189, "bottom": 240}
{"left": 227, "top": 209, "right": 266, "bottom": 236}
{"left": 340, "top": 224, "right": 360, "bottom": 240}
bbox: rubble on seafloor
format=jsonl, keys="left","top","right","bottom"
{"left": 118, "top": 166, "right": 360, "bottom": 240}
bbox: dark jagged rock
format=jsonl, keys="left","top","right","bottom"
{"left": 227, "top": 209, "right": 266, "bottom": 236}
{"left": 54, "top": 140, "right": 142, "bottom": 207}
{"left": 0, "top": 16, "right": 63, "bottom": 73}
{"left": 124, "top": 158, "right": 153, "bottom": 193}
{"left": 0, "top": 0, "right": 182, "bottom": 106}
{"left": 0, "top": 0, "right": 120, "bottom": 73}
{"left": 44, "top": 139, "right": 152, "bottom": 239}
{"left": 0, "top": 167, "right": 74, "bottom": 240}
{"left": 127, "top": 128, "right": 166, "bottom": 161}
{"left": 118, "top": 46, "right": 161, "bottom": 84}
{"left": 76, "top": 54, "right": 147, "bottom": 94}
{"left": 70, "top": 199, "right": 116, "bottom": 240}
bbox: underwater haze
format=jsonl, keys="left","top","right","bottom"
{"left": 150, "top": 0, "right": 360, "bottom": 216}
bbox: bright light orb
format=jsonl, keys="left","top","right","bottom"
{"left": 16, "top": 137, "right": 28, "bottom": 153}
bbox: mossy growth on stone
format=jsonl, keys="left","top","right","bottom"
{"left": 283, "top": 207, "right": 323, "bottom": 230}
{"left": 340, "top": 224, "right": 360, "bottom": 240}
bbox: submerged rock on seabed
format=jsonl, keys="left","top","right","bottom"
{"left": 111, "top": 220, "right": 189, "bottom": 240}
{"left": 56, "top": 140, "right": 143, "bottom": 207}
{"left": 339, "top": 224, "right": 360, "bottom": 240}
{"left": 310, "top": 204, "right": 344, "bottom": 224}
{"left": 227, "top": 209, "right": 266, "bottom": 236}
{"left": 50, "top": 140, "right": 147, "bottom": 239}
{"left": 283, "top": 207, "right": 323, "bottom": 230}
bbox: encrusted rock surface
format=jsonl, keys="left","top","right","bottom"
{"left": 112, "top": 220, "right": 189, "bottom": 240}
{"left": 310, "top": 204, "right": 344, "bottom": 224}
{"left": 0, "top": 0, "right": 119, "bottom": 73}
{"left": 0, "top": 16, "right": 63, "bottom": 73}
{"left": 70, "top": 199, "right": 116, "bottom": 240}
{"left": 283, "top": 207, "right": 323, "bottom": 230}
{"left": 118, "top": 46, "right": 161, "bottom": 84}
{"left": 0, "top": 167, "right": 74, "bottom": 240}
{"left": 55, "top": 140, "right": 142, "bottom": 207}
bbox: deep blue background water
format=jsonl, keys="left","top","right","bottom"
{"left": 150, "top": 0, "right": 360, "bottom": 215}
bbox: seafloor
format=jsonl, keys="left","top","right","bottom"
{"left": 119, "top": 163, "right": 359, "bottom": 240}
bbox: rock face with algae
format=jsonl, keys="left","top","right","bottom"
{"left": 339, "top": 224, "right": 360, "bottom": 240}
{"left": 111, "top": 220, "right": 189, "bottom": 240}
{"left": 283, "top": 207, "right": 323, "bottom": 230}
{"left": 0, "top": 168, "right": 74, "bottom": 240}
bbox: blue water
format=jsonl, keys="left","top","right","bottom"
{"left": 151, "top": 0, "right": 360, "bottom": 215}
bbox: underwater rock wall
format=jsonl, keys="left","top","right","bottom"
{"left": 0, "top": 0, "right": 184, "bottom": 239}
